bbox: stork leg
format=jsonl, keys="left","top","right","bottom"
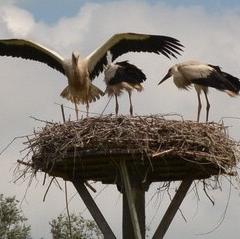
{"left": 86, "top": 101, "right": 89, "bottom": 117}
{"left": 74, "top": 101, "right": 79, "bottom": 121}
{"left": 203, "top": 90, "right": 210, "bottom": 122}
{"left": 128, "top": 91, "right": 133, "bottom": 116}
{"left": 115, "top": 94, "right": 119, "bottom": 115}
{"left": 196, "top": 92, "right": 202, "bottom": 122}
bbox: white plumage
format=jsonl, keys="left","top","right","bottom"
{"left": 0, "top": 33, "right": 183, "bottom": 119}
{"left": 159, "top": 60, "right": 240, "bottom": 122}
{"left": 104, "top": 58, "right": 146, "bottom": 116}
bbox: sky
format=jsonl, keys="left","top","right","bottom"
{"left": 1, "top": 0, "right": 240, "bottom": 238}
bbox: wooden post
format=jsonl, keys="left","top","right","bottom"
{"left": 123, "top": 185, "right": 145, "bottom": 239}
{"left": 119, "top": 160, "right": 143, "bottom": 239}
{"left": 152, "top": 178, "right": 193, "bottom": 239}
{"left": 72, "top": 180, "right": 116, "bottom": 239}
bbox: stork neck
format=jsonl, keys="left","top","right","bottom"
{"left": 73, "top": 58, "right": 89, "bottom": 85}
{"left": 104, "top": 64, "right": 118, "bottom": 84}
{"left": 73, "top": 61, "right": 80, "bottom": 81}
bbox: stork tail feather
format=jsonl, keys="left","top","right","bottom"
{"left": 60, "top": 84, "right": 104, "bottom": 104}
{"left": 89, "top": 84, "right": 105, "bottom": 102}
{"left": 60, "top": 86, "right": 71, "bottom": 100}
{"left": 221, "top": 72, "right": 240, "bottom": 94}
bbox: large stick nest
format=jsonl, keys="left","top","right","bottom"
{"left": 24, "top": 115, "right": 239, "bottom": 183}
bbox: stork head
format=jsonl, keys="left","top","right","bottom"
{"left": 158, "top": 67, "right": 174, "bottom": 85}
{"left": 72, "top": 52, "right": 80, "bottom": 66}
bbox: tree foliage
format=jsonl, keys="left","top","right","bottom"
{"left": 50, "top": 213, "right": 103, "bottom": 239}
{"left": 0, "top": 194, "right": 31, "bottom": 239}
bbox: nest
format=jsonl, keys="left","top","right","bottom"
{"left": 22, "top": 115, "right": 239, "bottom": 184}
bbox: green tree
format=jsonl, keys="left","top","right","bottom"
{"left": 0, "top": 194, "right": 31, "bottom": 239}
{"left": 50, "top": 213, "right": 103, "bottom": 239}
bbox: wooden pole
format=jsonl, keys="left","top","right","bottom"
{"left": 152, "top": 178, "right": 193, "bottom": 239}
{"left": 72, "top": 180, "right": 116, "bottom": 239}
{"left": 123, "top": 185, "right": 145, "bottom": 239}
{"left": 119, "top": 160, "right": 143, "bottom": 239}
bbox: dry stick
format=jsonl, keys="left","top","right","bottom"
{"left": 55, "top": 102, "right": 101, "bottom": 116}
{"left": 152, "top": 149, "right": 175, "bottom": 158}
{"left": 17, "top": 160, "right": 33, "bottom": 167}
{"left": 197, "top": 179, "right": 232, "bottom": 236}
{"left": 29, "top": 116, "right": 54, "bottom": 124}
{"left": 53, "top": 178, "right": 63, "bottom": 191}
{"left": 100, "top": 95, "right": 113, "bottom": 116}
{"left": 61, "top": 104, "right": 66, "bottom": 123}
{"left": 43, "top": 177, "right": 55, "bottom": 202}
{"left": 203, "top": 181, "right": 215, "bottom": 206}
{"left": 42, "top": 173, "right": 47, "bottom": 186}
{"left": 19, "top": 173, "right": 36, "bottom": 207}
{"left": 85, "top": 182, "right": 97, "bottom": 193}
{"left": 0, "top": 135, "right": 31, "bottom": 156}
{"left": 13, "top": 170, "right": 29, "bottom": 183}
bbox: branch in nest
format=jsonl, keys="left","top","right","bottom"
{"left": 17, "top": 160, "right": 34, "bottom": 167}
{"left": 152, "top": 149, "right": 175, "bottom": 158}
{"left": 85, "top": 181, "right": 97, "bottom": 193}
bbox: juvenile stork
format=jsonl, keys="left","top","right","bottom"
{"left": 0, "top": 33, "right": 183, "bottom": 119}
{"left": 158, "top": 60, "right": 240, "bottom": 122}
{"left": 104, "top": 53, "right": 146, "bottom": 115}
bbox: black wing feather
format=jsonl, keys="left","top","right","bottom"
{"left": 220, "top": 71, "right": 240, "bottom": 92}
{"left": 0, "top": 39, "right": 65, "bottom": 75}
{"left": 192, "top": 69, "right": 240, "bottom": 94}
{"left": 90, "top": 34, "right": 184, "bottom": 80}
{"left": 108, "top": 61, "right": 146, "bottom": 85}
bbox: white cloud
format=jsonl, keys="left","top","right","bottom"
{"left": 0, "top": 2, "right": 240, "bottom": 239}
{"left": 0, "top": 5, "right": 35, "bottom": 37}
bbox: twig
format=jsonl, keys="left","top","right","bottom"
{"left": 54, "top": 102, "right": 102, "bottom": 116}
{"left": 61, "top": 104, "right": 66, "bottom": 123}
{"left": 17, "top": 160, "right": 33, "bottom": 167}
{"left": 85, "top": 181, "right": 97, "bottom": 193}
{"left": 197, "top": 179, "right": 232, "bottom": 235}
{"left": 152, "top": 149, "right": 174, "bottom": 158}
{"left": 53, "top": 178, "right": 63, "bottom": 190}
{"left": 43, "top": 177, "right": 55, "bottom": 202}
{"left": 203, "top": 181, "right": 215, "bottom": 206}
{"left": 0, "top": 135, "right": 31, "bottom": 156}
{"left": 29, "top": 116, "right": 54, "bottom": 124}
{"left": 42, "top": 173, "right": 47, "bottom": 186}
{"left": 100, "top": 95, "right": 113, "bottom": 116}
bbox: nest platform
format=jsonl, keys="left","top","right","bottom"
{"left": 27, "top": 115, "right": 238, "bottom": 184}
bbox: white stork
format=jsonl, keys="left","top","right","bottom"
{"left": 0, "top": 33, "right": 183, "bottom": 119}
{"left": 104, "top": 52, "right": 146, "bottom": 115}
{"left": 158, "top": 60, "right": 240, "bottom": 122}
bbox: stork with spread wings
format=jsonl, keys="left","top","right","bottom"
{"left": 0, "top": 32, "right": 183, "bottom": 119}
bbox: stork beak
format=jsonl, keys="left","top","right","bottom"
{"left": 158, "top": 71, "right": 172, "bottom": 85}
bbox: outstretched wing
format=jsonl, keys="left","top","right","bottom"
{"left": 0, "top": 39, "right": 65, "bottom": 75}
{"left": 87, "top": 32, "right": 184, "bottom": 80}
